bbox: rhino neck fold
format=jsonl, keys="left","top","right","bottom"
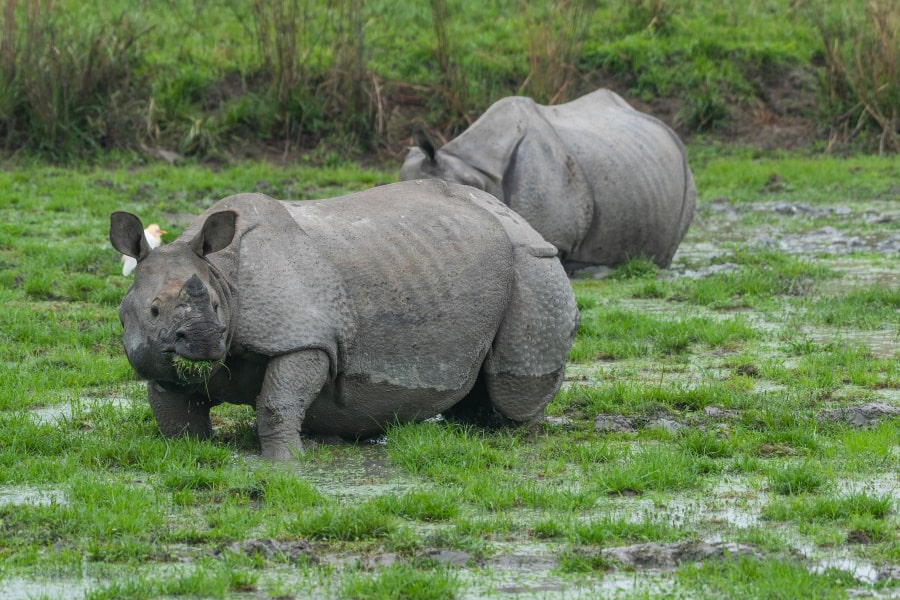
{"left": 203, "top": 256, "right": 238, "bottom": 353}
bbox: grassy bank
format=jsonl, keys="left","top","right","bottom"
{"left": 0, "top": 0, "right": 896, "bottom": 161}
{"left": 0, "top": 151, "right": 897, "bottom": 598}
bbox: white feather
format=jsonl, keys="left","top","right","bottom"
{"left": 121, "top": 224, "right": 166, "bottom": 276}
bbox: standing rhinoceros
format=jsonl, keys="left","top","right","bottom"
{"left": 400, "top": 88, "right": 696, "bottom": 272}
{"left": 109, "top": 180, "right": 578, "bottom": 459}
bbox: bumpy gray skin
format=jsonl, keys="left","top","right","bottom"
{"left": 109, "top": 180, "right": 578, "bottom": 460}
{"left": 400, "top": 88, "right": 696, "bottom": 271}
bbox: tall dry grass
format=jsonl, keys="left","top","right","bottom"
{"left": 815, "top": 0, "right": 898, "bottom": 153}
{"left": 323, "top": 0, "right": 384, "bottom": 146}
{"left": 247, "top": 0, "right": 317, "bottom": 153}
{"left": 0, "top": 0, "right": 146, "bottom": 156}
{"left": 521, "top": 0, "right": 598, "bottom": 104}
{"left": 244, "top": 0, "right": 380, "bottom": 156}
{"left": 429, "top": 0, "right": 470, "bottom": 129}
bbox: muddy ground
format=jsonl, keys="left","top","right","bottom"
{"left": 2, "top": 187, "right": 899, "bottom": 599}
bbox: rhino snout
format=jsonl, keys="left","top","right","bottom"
{"left": 174, "top": 320, "right": 227, "bottom": 361}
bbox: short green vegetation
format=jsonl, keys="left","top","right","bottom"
{"left": 171, "top": 355, "right": 216, "bottom": 382}
{"left": 0, "top": 0, "right": 896, "bottom": 160}
{"left": 0, "top": 155, "right": 895, "bottom": 597}
{"left": 676, "top": 556, "right": 859, "bottom": 600}
{"left": 340, "top": 564, "right": 460, "bottom": 600}
{"left": 0, "top": 0, "right": 896, "bottom": 595}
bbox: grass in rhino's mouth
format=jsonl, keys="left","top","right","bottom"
{"left": 171, "top": 355, "right": 216, "bottom": 381}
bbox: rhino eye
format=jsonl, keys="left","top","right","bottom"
{"left": 213, "top": 302, "right": 219, "bottom": 312}
{"left": 150, "top": 306, "right": 160, "bottom": 317}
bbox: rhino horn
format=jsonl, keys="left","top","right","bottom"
{"left": 175, "top": 275, "right": 226, "bottom": 360}
{"left": 181, "top": 274, "right": 209, "bottom": 301}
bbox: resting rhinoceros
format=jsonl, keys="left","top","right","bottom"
{"left": 400, "top": 88, "right": 696, "bottom": 272}
{"left": 109, "top": 181, "right": 578, "bottom": 459}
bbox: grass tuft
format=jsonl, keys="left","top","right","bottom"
{"left": 171, "top": 355, "right": 216, "bottom": 381}
{"left": 767, "top": 462, "right": 830, "bottom": 496}
{"left": 340, "top": 564, "right": 460, "bottom": 600}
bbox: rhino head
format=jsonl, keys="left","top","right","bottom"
{"left": 109, "top": 210, "right": 236, "bottom": 387}
{"left": 400, "top": 127, "right": 505, "bottom": 201}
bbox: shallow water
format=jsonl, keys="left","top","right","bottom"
{"left": 29, "top": 396, "right": 135, "bottom": 425}
{"left": 0, "top": 578, "right": 89, "bottom": 600}
{"left": 0, "top": 485, "right": 66, "bottom": 507}
{"left": 5, "top": 194, "right": 898, "bottom": 599}
{"left": 296, "top": 442, "right": 419, "bottom": 500}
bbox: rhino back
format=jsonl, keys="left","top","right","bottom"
{"left": 541, "top": 89, "right": 694, "bottom": 266}
{"left": 283, "top": 180, "right": 514, "bottom": 398}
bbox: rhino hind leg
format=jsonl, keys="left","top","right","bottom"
{"left": 443, "top": 367, "right": 566, "bottom": 426}
{"left": 478, "top": 247, "right": 578, "bottom": 422}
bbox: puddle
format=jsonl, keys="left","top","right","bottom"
{"left": 796, "top": 542, "right": 885, "bottom": 585}
{"left": 30, "top": 396, "right": 135, "bottom": 425}
{"left": 804, "top": 328, "right": 899, "bottom": 359}
{"left": 0, "top": 485, "right": 67, "bottom": 506}
{"left": 459, "top": 569, "right": 674, "bottom": 600}
{"left": 838, "top": 474, "right": 900, "bottom": 498}
{"left": 822, "top": 260, "right": 899, "bottom": 290}
{"left": 294, "top": 442, "right": 418, "bottom": 500}
{"left": 0, "top": 578, "right": 89, "bottom": 600}
{"left": 6, "top": 195, "right": 897, "bottom": 599}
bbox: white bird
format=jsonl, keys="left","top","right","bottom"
{"left": 121, "top": 223, "right": 166, "bottom": 276}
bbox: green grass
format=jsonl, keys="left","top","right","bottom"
{"left": 86, "top": 561, "right": 258, "bottom": 600}
{"left": 1, "top": 0, "right": 895, "bottom": 158}
{"left": 676, "top": 555, "right": 859, "bottom": 599}
{"left": 692, "top": 152, "right": 900, "bottom": 202}
{"left": 767, "top": 462, "right": 831, "bottom": 496}
{"left": 171, "top": 355, "right": 216, "bottom": 381}
{"left": 556, "top": 547, "right": 614, "bottom": 574}
{"left": 593, "top": 445, "right": 708, "bottom": 495}
{"left": 557, "top": 378, "right": 751, "bottom": 417}
{"left": 0, "top": 153, "right": 897, "bottom": 597}
{"left": 340, "top": 564, "right": 460, "bottom": 600}
{"left": 674, "top": 249, "right": 836, "bottom": 308}
{"left": 802, "top": 286, "right": 900, "bottom": 329}
{"left": 570, "top": 308, "right": 756, "bottom": 361}
{"left": 286, "top": 502, "right": 398, "bottom": 541}
{"left": 762, "top": 492, "right": 894, "bottom": 523}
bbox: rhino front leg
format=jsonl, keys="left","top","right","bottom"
{"left": 256, "top": 349, "right": 330, "bottom": 460}
{"left": 148, "top": 382, "right": 213, "bottom": 439}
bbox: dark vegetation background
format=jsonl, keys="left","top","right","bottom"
{"left": 0, "top": 0, "right": 897, "bottom": 164}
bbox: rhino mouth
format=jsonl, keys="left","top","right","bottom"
{"left": 171, "top": 354, "right": 219, "bottom": 383}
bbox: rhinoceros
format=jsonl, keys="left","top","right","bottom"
{"left": 400, "top": 88, "right": 696, "bottom": 272}
{"left": 109, "top": 180, "right": 578, "bottom": 459}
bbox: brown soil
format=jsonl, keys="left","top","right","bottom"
{"left": 626, "top": 65, "right": 823, "bottom": 151}
{"left": 199, "top": 63, "right": 831, "bottom": 168}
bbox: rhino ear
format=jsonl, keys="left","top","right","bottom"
{"left": 414, "top": 125, "right": 437, "bottom": 163}
{"left": 110, "top": 211, "right": 151, "bottom": 260}
{"left": 191, "top": 210, "right": 237, "bottom": 257}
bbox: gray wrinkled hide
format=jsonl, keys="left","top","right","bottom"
{"left": 400, "top": 88, "right": 697, "bottom": 270}
{"left": 109, "top": 180, "right": 578, "bottom": 459}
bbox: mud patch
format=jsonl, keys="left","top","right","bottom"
{"left": 215, "top": 538, "right": 316, "bottom": 565}
{"left": 601, "top": 541, "right": 762, "bottom": 569}
{"left": 674, "top": 200, "right": 900, "bottom": 269}
{"left": 818, "top": 402, "right": 900, "bottom": 427}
